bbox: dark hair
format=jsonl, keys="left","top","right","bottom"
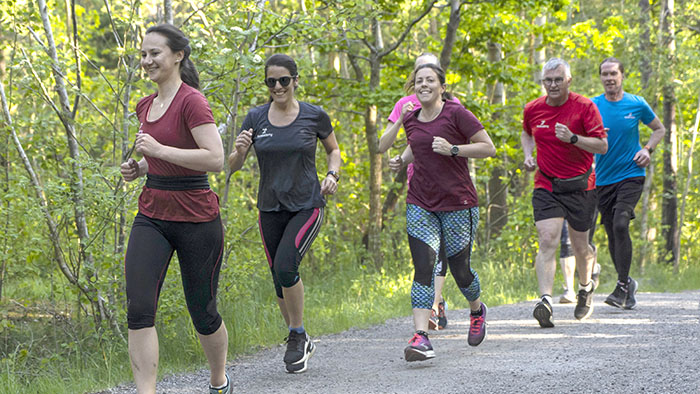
{"left": 403, "top": 53, "right": 441, "bottom": 92}
{"left": 413, "top": 63, "right": 453, "bottom": 101}
{"left": 265, "top": 54, "right": 298, "bottom": 78}
{"left": 599, "top": 57, "right": 624, "bottom": 75}
{"left": 145, "top": 24, "right": 199, "bottom": 89}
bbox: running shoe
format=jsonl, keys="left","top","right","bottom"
{"left": 533, "top": 298, "right": 554, "bottom": 328}
{"left": 428, "top": 309, "right": 439, "bottom": 330}
{"left": 284, "top": 331, "right": 316, "bottom": 373}
{"left": 623, "top": 278, "right": 638, "bottom": 310}
{"left": 209, "top": 372, "right": 231, "bottom": 394}
{"left": 437, "top": 301, "right": 448, "bottom": 329}
{"left": 468, "top": 303, "right": 487, "bottom": 346}
{"left": 604, "top": 281, "right": 627, "bottom": 309}
{"left": 404, "top": 331, "right": 435, "bottom": 362}
{"left": 574, "top": 286, "right": 595, "bottom": 320}
{"left": 559, "top": 288, "right": 576, "bottom": 304}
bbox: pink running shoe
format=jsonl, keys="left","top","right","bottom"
{"left": 468, "top": 303, "right": 487, "bottom": 346}
{"left": 404, "top": 331, "right": 435, "bottom": 361}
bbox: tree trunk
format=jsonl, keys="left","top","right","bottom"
{"left": 365, "top": 52, "right": 383, "bottom": 269}
{"left": 486, "top": 41, "right": 507, "bottom": 239}
{"left": 660, "top": 0, "right": 678, "bottom": 264}
{"left": 637, "top": 0, "right": 653, "bottom": 271}
{"left": 439, "top": 0, "right": 462, "bottom": 71}
{"left": 674, "top": 98, "right": 700, "bottom": 271}
{"left": 164, "top": 0, "right": 174, "bottom": 24}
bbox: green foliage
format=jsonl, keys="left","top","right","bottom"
{"left": 1, "top": 0, "right": 700, "bottom": 392}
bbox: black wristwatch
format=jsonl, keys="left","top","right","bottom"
{"left": 451, "top": 145, "right": 459, "bottom": 157}
{"left": 326, "top": 170, "right": 340, "bottom": 182}
{"left": 570, "top": 134, "right": 579, "bottom": 144}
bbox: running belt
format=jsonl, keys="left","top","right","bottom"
{"left": 145, "top": 174, "right": 210, "bottom": 191}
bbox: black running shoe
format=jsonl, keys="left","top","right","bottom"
{"left": 605, "top": 282, "right": 626, "bottom": 308}
{"left": 533, "top": 298, "right": 554, "bottom": 328}
{"left": 574, "top": 287, "right": 595, "bottom": 320}
{"left": 284, "top": 331, "right": 315, "bottom": 374}
{"left": 623, "top": 278, "right": 638, "bottom": 310}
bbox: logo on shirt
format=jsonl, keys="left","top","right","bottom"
{"left": 536, "top": 120, "right": 549, "bottom": 128}
{"left": 624, "top": 113, "right": 636, "bottom": 120}
{"left": 257, "top": 127, "right": 273, "bottom": 139}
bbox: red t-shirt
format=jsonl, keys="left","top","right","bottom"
{"left": 523, "top": 92, "right": 606, "bottom": 192}
{"left": 404, "top": 100, "right": 484, "bottom": 211}
{"left": 135, "top": 83, "right": 220, "bottom": 222}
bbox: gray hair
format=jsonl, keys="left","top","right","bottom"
{"left": 542, "top": 57, "right": 571, "bottom": 78}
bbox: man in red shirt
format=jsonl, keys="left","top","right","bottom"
{"left": 521, "top": 58, "right": 608, "bottom": 327}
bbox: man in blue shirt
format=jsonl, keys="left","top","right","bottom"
{"left": 592, "top": 58, "right": 665, "bottom": 309}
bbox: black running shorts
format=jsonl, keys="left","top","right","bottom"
{"left": 532, "top": 188, "right": 597, "bottom": 232}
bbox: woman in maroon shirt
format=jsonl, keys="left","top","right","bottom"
{"left": 120, "top": 24, "right": 230, "bottom": 394}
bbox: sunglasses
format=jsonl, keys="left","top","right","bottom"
{"left": 264, "top": 75, "right": 296, "bottom": 88}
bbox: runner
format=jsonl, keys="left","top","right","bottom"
{"left": 379, "top": 52, "right": 462, "bottom": 330}
{"left": 120, "top": 24, "right": 230, "bottom": 394}
{"left": 592, "top": 57, "right": 665, "bottom": 309}
{"left": 228, "top": 54, "right": 341, "bottom": 373}
{"left": 388, "top": 63, "right": 495, "bottom": 361}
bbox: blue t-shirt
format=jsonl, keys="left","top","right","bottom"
{"left": 592, "top": 93, "right": 656, "bottom": 186}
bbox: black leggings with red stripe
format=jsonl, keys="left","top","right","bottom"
{"left": 258, "top": 208, "right": 324, "bottom": 298}
{"left": 124, "top": 213, "right": 224, "bottom": 335}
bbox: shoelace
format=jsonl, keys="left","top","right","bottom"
{"left": 470, "top": 315, "right": 485, "bottom": 335}
{"left": 408, "top": 333, "right": 424, "bottom": 345}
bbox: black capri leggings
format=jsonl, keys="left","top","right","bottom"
{"left": 258, "top": 208, "right": 324, "bottom": 298}
{"left": 125, "top": 213, "right": 224, "bottom": 335}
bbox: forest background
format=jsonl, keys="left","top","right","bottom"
{"left": 1, "top": 0, "right": 699, "bottom": 392}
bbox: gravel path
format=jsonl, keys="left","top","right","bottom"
{"left": 97, "top": 291, "right": 700, "bottom": 393}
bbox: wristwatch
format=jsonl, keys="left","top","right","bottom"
{"left": 326, "top": 170, "right": 340, "bottom": 182}
{"left": 644, "top": 145, "right": 654, "bottom": 154}
{"left": 451, "top": 145, "right": 459, "bottom": 157}
{"left": 570, "top": 134, "right": 579, "bottom": 144}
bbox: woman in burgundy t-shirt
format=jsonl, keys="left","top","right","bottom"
{"left": 119, "top": 24, "right": 230, "bottom": 393}
{"left": 397, "top": 64, "right": 496, "bottom": 362}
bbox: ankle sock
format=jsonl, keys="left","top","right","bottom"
{"left": 542, "top": 295, "right": 553, "bottom": 305}
{"left": 579, "top": 282, "right": 592, "bottom": 292}
{"left": 211, "top": 374, "right": 229, "bottom": 390}
{"left": 290, "top": 325, "right": 305, "bottom": 334}
{"left": 470, "top": 305, "right": 483, "bottom": 316}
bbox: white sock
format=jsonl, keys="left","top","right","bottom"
{"left": 579, "top": 282, "right": 592, "bottom": 292}
{"left": 542, "top": 295, "right": 553, "bottom": 305}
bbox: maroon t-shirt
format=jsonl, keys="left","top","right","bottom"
{"left": 135, "top": 83, "right": 220, "bottom": 222}
{"left": 523, "top": 92, "right": 606, "bottom": 192}
{"left": 404, "top": 100, "right": 484, "bottom": 211}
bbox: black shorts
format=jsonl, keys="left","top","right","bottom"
{"left": 597, "top": 177, "right": 644, "bottom": 226}
{"left": 532, "top": 188, "right": 597, "bottom": 232}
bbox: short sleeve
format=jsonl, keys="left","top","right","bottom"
{"left": 523, "top": 105, "right": 533, "bottom": 135}
{"left": 456, "top": 106, "right": 484, "bottom": 141}
{"left": 240, "top": 110, "right": 254, "bottom": 135}
{"left": 316, "top": 107, "right": 333, "bottom": 139}
{"left": 639, "top": 96, "right": 656, "bottom": 125}
{"left": 387, "top": 99, "right": 404, "bottom": 124}
{"left": 583, "top": 101, "right": 605, "bottom": 138}
{"left": 182, "top": 91, "right": 215, "bottom": 129}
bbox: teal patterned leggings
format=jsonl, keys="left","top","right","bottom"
{"left": 406, "top": 204, "right": 481, "bottom": 309}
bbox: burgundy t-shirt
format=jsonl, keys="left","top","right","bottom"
{"left": 404, "top": 100, "right": 484, "bottom": 211}
{"left": 523, "top": 92, "right": 606, "bottom": 192}
{"left": 135, "top": 83, "right": 220, "bottom": 222}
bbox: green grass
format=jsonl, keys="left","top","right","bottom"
{"left": 2, "top": 251, "right": 700, "bottom": 393}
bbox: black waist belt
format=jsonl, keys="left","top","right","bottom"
{"left": 146, "top": 174, "right": 210, "bottom": 191}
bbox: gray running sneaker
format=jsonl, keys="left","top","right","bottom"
{"left": 574, "top": 287, "right": 595, "bottom": 320}
{"left": 605, "top": 282, "right": 626, "bottom": 308}
{"left": 533, "top": 298, "right": 554, "bottom": 328}
{"left": 209, "top": 373, "right": 230, "bottom": 394}
{"left": 623, "top": 278, "right": 638, "bottom": 310}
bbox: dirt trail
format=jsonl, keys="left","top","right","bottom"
{"left": 98, "top": 291, "right": 700, "bottom": 393}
